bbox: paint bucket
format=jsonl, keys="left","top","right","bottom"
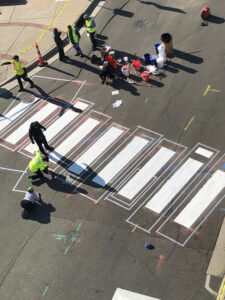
{"left": 142, "top": 71, "right": 150, "bottom": 82}
{"left": 132, "top": 60, "right": 141, "bottom": 71}
{"left": 154, "top": 43, "right": 160, "bottom": 54}
{"left": 150, "top": 55, "right": 158, "bottom": 66}
{"left": 145, "top": 243, "right": 154, "bottom": 250}
{"left": 156, "top": 57, "right": 165, "bottom": 68}
{"left": 121, "top": 65, "right": 129, "bottom": 77}
{"left": 143, "top": 53, "right": 151, "bottom": 65}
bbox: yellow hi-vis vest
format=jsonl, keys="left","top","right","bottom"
{"left": 86, "top": 18, "right": 96, "bottom": 33}
{"left": 29, "top": 152, "right": 47, "bottom": 173}
{"left": 67, "top": 27, "right": 78, "bottom": 43}
{"left": 11, "top": 60, "right": 25, "bottom": 75}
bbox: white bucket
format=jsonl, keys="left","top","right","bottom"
{"left": 156, "top": 57, "right": 166, "bottom": 68}
{"left": 121, "top": 66, "right": 129, "bottom": 77}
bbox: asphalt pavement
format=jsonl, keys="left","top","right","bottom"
{"left": 0, "top": 0, "right": 225, "bottom": 299}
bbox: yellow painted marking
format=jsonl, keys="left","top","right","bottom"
{"left": 132, "top": 224, "right": 138, "bottom": 232}
{"left": 204, "top": 85, "right": 221, "bottom": 96}
{"left": 209, "top": 89, "right": 221, "bottom": 93}
{"left": 203, "top": 85, "right": 211, "bottom": 96}
{"left": 218, "top": 279, "right": 225, "bottom": 300}
{"left": 184, "top": 116, "right": 195, "bottom": 131}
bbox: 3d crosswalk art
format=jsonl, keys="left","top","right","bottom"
{"left": 1, "top": 77, "right": 225, "bottom": 246}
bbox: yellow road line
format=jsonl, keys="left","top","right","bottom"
{"left": 210, "top": 89, "right": 221, "bottom": 93}
{"left": 18, "top": 0, "right": 70, "bottom": 56}
{"left": 132, "top": 224, "right": 138, "bottom": 232}
{"left": 184, "top": 116, "right": 195, "bottom": 131}
{"left": 203, "top": 85, "right": 211, "bottom": 96}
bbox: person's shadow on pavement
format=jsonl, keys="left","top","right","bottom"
{"left": 28, "top": 199, "right": 55, "bottom": 224}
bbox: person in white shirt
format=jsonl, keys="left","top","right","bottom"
{"left": 21, "top": 187, "right": 41, "bottom": 219}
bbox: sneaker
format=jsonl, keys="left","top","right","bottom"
{"left": 28, "top": 176, "right": 33, "bottom": 183}
{"left": 21, "top": 209, "right": 29, "bottom": 219}
{"left": 44, "top": 156, "right": 49, "bottom": 162}
{"left": 80, "top": 54, "right": 84, "bottom": 58}
{"left": 46, "top": 146, "right": 54, "bottom": 152}
{"left": 18, "top": 88, "right": 24, "bottom": 92}
{"left": 75, "top": 53, "right": 80, "bottom": 56}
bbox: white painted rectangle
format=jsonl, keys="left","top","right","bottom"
{"left": 175, "top": 170, "right": 225, "bottom": 228}
{"left": 68, "top": 126, "right": 124, "bottom": 175}
{"left": 112, "top": 288, "right": 160, "bottom": 300}
{"left": 24, "top": 101, "right": 89, "bottom": 153}
{"left": 49, "top": 117, "right": 100, "bottom": 163}
{"left": 195, "top": 147, "right": 213, "bottom": 158}
{"left": 145, "top": 158, "right": 203, "bottom": 213}
{"left": 119, "top": 147, "right": 176, "bottom": 200}
{"left": 0, "top": 100, "right": 37, "bottom": 132}
{"left": 92, "top": 136, "right": 149, "bottom": 187}
{"left": 5, "top": 103, "right": 57, "bottom": 144}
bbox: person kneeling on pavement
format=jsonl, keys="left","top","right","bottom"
{"left": 99, "top": 61, "right": 115, "bottom": 85}
{"left": 28, "top": 151, "right": 49, "bottom": 182}
{"left": 21, "top": 187, "right": 41, "bottom": 219}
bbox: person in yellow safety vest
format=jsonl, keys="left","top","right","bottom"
{"left": 28, "top": 151, "right": 48, "bottom": 182}
{"left": 1, "top": 55, "right": 34, "bottom": 92}
{"left": 67, "top": 25, "right": 83, "bottom": 57}
{"left": 83, "top": 14, "right": 97, "bottom": 51}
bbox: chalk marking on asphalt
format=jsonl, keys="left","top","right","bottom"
{"left": 66, "top": 193, "right": 73, "bottom": 198}
{"left": 220, "top": 208, "right": 225, "bottom": 211}
{"left": 70, "top": 80, "right": 86, "bottom": 105}
{"left": 0, "top": 166, "right": 25, "bottom": 173}
{"left": 53, "top": 234, "right": 65, "bottom": 238}
{"left": 12, "top": 165, "right": 29, "bottom": 194}
{"left": 203, "top": 85, "right": 211, "bottom": 96}
{"left": 42, "top": 285, "right": 48, "bottom": 297}
{"left": 64, "top": 245, "right": 70, "bottom": 255}
{"left": 76, "top": 223, "right": 82, "bottom": 233}
{"left": 145, "top": 97, "right": 149, "bottom": 103}
{"left": 184, "top": 116, "right": 195, "bottom": 131}
{"left": 32, "top": 75, "right": 94, "bottom": 87}
{"left": 131, "top": 224, "right": 138, "bottom": 232}
{"left": 205, "top": 274, "right": 217, "bottom": 296}
{"left": 204, "top": 85, "right": 221, "bottom": 96}
{"left": 210, "top": 88, "right": 221, "bottom": 93}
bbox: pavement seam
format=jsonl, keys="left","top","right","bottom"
{"left": 0, "top": 224, "right": 41, "bottom": 287}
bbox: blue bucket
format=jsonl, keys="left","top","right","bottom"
{"left": 143, "top": 53, "right": 151, "bottom": 65}
{"left": 154, "top": 43, "right": 160, "bottom": 54}
{"left": 150, "top": 55, "right": 158, "bottom": 66}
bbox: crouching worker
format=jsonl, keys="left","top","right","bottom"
{"left": 21, "top": 187, "right": 41, "bottom": 219}
{"left": 99, "top": 61, "right": 115, "bottom": 85}
{"left": 200, "top": 6, "right": 210, "bottom": 26}
{"left": 28, "top": 151, "right": 48, "bottom": 183}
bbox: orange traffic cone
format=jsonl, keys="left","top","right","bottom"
{"left": 35, "top": 43, "right": 47, "bottom": 67}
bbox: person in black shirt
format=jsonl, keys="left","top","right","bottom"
{"left": 99, "top": 61, "right": 115, "bottom": 85}
{"left": 53, "top": 28, "right": 68, "bottom": 62}
{"left": 29, "top": 121, "right": 54, "bottom": 158}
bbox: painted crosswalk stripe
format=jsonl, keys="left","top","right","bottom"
{"left": 112, "top": 288, "right": 160, "bottom": 300}
{"left": 49, "top": 117, "right": 100, "bottom": 163}
{"left": 145, "top": 158, "right": 203, "bottom": 213}
{"left": 174, "top": 170, "right": 225, "bottom": 228}
{"left": 0, "top": 99, "right": 38, "bottom": 132}
{"left": 5, "top": 103, "right": 57, "bottom": 144}
{"left": 195, "top": 147, "right": 213, "bottom": 158}
{"left": 118, "top": 147, "right": 176, "bottom": 200}
{"left": 24, "top": 101, "right": 89, "bottom": 153}
{"left": 92, "top": 136, "right": 149, "bottom": 187}
{"left": 68, "top": 126, "right": 124, "bottom": 175}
